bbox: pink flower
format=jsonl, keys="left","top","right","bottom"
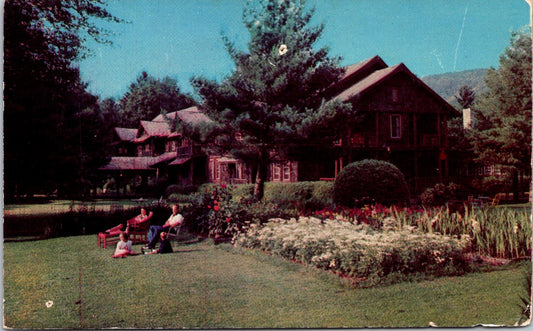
{"left": 226, "top": 217, "right": 232, "bottom": 223}
{"left": 208, "top": 205, "right": 211, "bottom": 209}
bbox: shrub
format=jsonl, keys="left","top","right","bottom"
{"left": 199, "top": 182, "right": 333, "bottom": 210}
{"left": 183, "top": 184, "right": 297, "bottom": 238}
{"left": 471, "top": 175, "right": 512, "bottom": 196}
{"left": 264, "top": 182, "right": 331, "bottom": 209}
{"left": 420, "top": 183, "right": 460, "bottom": 206}
{"left": 165, "top": 184, "right": 198, "bottom": 197}
{"left": 334, "top": 159, "right": 409, "bottom": 207}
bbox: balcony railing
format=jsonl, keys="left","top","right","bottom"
{"left": 337, "top": 133, "right": 443, "bottom": 149}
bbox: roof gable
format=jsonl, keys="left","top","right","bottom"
{"left": 138, "top": 120, "right": 171, "bottom": 137}
{"left": 325, "top": 55, "right": 388, "bottom": 98}
{"left": 114, "top": 128, "right": 138, "bottom": 141}
{"left": 152, "top": 106, "right": 213, "bottom": 125}
{"left": 341, "top": 55, "right": 388, "bottom": 82}
{"left": 335, "top": 64, "right": 404, "bottom": 102}
{"left": 333, "top": 62, "right": 456, "bottom": 113}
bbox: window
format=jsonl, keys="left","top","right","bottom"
{"left": 236, "top": 163, "right": 243, "bottom": 179}
{"left": 391, "top": 87, "right": 399, "bottom": 103}
{"left": 273, "top": 164, "right": 281, "bottom": 180}
{"left": 210, "top": 159, "right": 215, "bottom": 180}
{"left": 283, "top": 163, "right": 291, "bottom": 181}
{"left": 390, "top": 115, "right": 402, "bottom": 139}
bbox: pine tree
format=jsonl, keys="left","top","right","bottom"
{"left": 192, "top": 0, "right": 353, "bottom": 200}
{"left": 455, "top": 85, "right": 476, "bottom": 109}
{"left": 470, "top": 30, "right": 532, "bottom": 199}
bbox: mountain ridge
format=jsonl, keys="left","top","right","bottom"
{"left": 421, "top": 68, "right": 488, "bottom": 108}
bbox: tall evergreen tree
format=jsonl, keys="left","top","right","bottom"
{"left": 4, "top": 0, "right": 121, "bottom": 197}
{"left": 119, "top": 72, "right": 196, "bottom": 127}
{"left": 192, "top": 0, "right": 353, "bottom": 200}
{"left": 455, "top": 85, "right": 476, "bottom": 109}
{"left": 470, "top": 30, "right": 532, "bottom": 199}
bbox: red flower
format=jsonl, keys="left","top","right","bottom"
{"left": 226, "top": 217, "right": 232, "bottom": 223}
{"left": 214, "top": 205, "right": 220, "bottom": 211}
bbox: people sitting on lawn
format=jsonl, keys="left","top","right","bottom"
{"left": 112, "top": 232, "right": 138, "bottom": 258}
{"left": 141, "top": 231, "right": 173, "bottom": 255}
{"left": 143, "top": 204, "right": 183, "bottom": 250}
{"left": 125, "top": 208, "right": 150, "bottom": 234}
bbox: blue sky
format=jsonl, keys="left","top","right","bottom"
{"left": 79, "top": 0, "right": 530, "bottom": 100}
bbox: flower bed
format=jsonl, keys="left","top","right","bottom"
{"left": 310, "top": 205, "right": 531, "bottom": 259}
{"left": 234, "top": 217, "right": 471, "bottom": 286}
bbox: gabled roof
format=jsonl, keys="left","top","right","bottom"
{"left": 133, "top": 120, "right": 171, "bottom": 142}
{"left": 333, "top": 62, "right": 456, "bottom": 113}
{"left": 335, "top": 64, "right": 404, "bottom": 102}
{"left": 99, "top": 152, "right": 178, "bottom": 170}
{"left": 114, "top": 128, "right": 138, "bottom": 141}
{"left": 325, "top": 55, "right": 389, "bottom": 99}
{"left": 152, "top": 106, "right": 213, "bottom": 125}
{"left": 341, "top": 55, "right": 388, "bottom": 81}
{"left": 99, "top": 157, "right": 158, "bottom": 171}
{"left": 168, "top": 156, "right": 192, "bottom": 166}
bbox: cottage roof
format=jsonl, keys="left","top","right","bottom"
{"left": 341, "top": 55, "right": 388, "bottom": 81}
{"left": 168, "top": 156, "right": 192, "bottom": 166}
{"left": 114, "top": 128, "right": 138, "bottom": 141}
{"left": 152, "top": 106, "right": 213, "bottom": 125}
{"left": 133, "top": 120, "right": 171, "bottom": 142}
{"left": 99, "top": 157, "right": 157, "bottom": 171}
{"left": 140, "top": 120, "right": 171, "bottom": 136}
{"left": 334, "top": 62, "right": 456, "bottom": 113}
{"left": 99, "top": 152, "right": 178, "bottom": 170}
{"left": 335, "top": 64, "right": 403, "bottom": 102}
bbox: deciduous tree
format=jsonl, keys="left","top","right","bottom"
{"left": 4, "top": 0, "right": 121, "bottom": 197}
{"left": 119, "top": 72, "right": 196, "bottom": 127}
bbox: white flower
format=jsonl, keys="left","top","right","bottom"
{"left": 45, "top": 300, "right": 53, "bottom": 308}
{"left": 278, "top": 44, "right": 288, "bottom": 55}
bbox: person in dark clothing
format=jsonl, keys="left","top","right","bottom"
{"left": 142, "top": 232, "right": 173, "bottom": 255}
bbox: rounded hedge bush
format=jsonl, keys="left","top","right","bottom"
{"left": 334, "top": 159, "right": 409, "bottom": 207}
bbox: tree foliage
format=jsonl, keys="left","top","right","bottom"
{"left": 469, "top": 30, "right": 532, "bottom": 199}
{"left": 470, "top": 30, "right": 532, "bottom": 174}
{"left": 192, "top": 0, "right": 353, "bottom": 200}
{"left": 333, "top": 159, "right": 409, "bottom": 207}
{"left": 4, "top": 0, "right": 121, "bottom": 197}
{"left": 119, "top": 72, "right": 196, "bottom": 127}
{"left": 455, "top": 85, "right": 476, "bottom": 109}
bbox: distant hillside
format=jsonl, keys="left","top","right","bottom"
{"left": 421, "top": 69, "right": 488, "bottom": 108}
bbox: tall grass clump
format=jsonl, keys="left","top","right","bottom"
{"left": 234, "top": 217, "right": 471, "bottom": 286}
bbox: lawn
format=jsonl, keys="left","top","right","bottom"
{"left": 3, "top": 234, "right": 530, "bottom": 328}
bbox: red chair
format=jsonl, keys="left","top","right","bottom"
{"left": 97, "top": 224, "right": 123, "bottom": 249}
{"left": 127, "top": 211, "right": 153, "bottom": 244}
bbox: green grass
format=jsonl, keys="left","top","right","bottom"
{"left": 4, "top": 234, "right": 530, "bottom": 328}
